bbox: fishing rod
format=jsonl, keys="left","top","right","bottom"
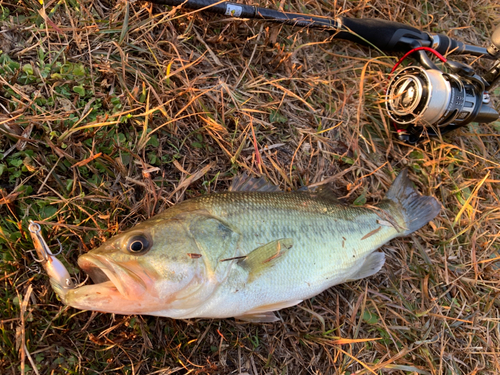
{"left": 144, "top": 0, "right": 500, "bottom": 144}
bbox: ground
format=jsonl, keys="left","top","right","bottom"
{"left": 1, "top": 0, "right": 500, "bottom": 373}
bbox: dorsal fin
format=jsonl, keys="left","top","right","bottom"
{"left": 230, "top": 173, "right": 281, "bottom": 192}
{"left": 308, "top": 185, "right": 342, "bottom": 204}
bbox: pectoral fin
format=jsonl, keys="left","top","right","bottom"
{"left": 239, "top": 238, "right": 294, "bottom": 282}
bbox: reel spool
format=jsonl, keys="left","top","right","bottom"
{"left": 386, "top": 66, "right": 483, "bottom": 128}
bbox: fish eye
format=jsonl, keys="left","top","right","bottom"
{"left": 126, "top": 235, "right": 151, "bottom": 254}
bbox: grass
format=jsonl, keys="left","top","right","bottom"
{"left": 1, "top": 0, "right": 500, "bottom": 373}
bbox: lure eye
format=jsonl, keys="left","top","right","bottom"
{"left": 126, "top": 235, "right": 151, "bottom": 254}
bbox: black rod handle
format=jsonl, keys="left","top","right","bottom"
{"left": 335, "top": 17, "right": 431, "bottom": 51}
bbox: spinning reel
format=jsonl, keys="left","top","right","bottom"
{"left": 385, "top": 28, "right": 500, "bottom": 144}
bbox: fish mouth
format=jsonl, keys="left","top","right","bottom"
{"left": 77, "top": 254, "right": 148, "bottom": 300}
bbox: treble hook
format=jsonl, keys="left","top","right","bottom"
{"left": 52, "top": 239, "right": 63, "bottom": 257}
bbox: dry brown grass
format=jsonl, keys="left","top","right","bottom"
{"left": 1, "top": 0, "right": 500, "bottom": 373}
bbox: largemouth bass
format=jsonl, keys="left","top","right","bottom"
{"left": 38, "top": 169, "right": 440, "bottom": 322}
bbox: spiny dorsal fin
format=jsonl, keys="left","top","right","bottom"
{"left": 239, "top": 238, "right": 293, "bottom": 282}
{"left": 230, "top": 173, "right": 281, "bottom": 192}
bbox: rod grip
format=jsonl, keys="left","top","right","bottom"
{"left": 335, "top": 17, "right": 431, "bottom": 51}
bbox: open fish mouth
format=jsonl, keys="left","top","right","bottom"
{"left": 61, "top": 254, "right": 162, "bottom": 314}
{"left": 77, "top": 254, "right": 148, "bottom": 300}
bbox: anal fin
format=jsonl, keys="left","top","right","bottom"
{"left": 346, "top": 251, "right": 385, "bottom": 282}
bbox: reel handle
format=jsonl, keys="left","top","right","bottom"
{"left": 487, "top": 25, "right": 500, "bottom": 58}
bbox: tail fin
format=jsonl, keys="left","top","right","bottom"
{"left": 385, "top": 169, "right": 441, "bottom": 235}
